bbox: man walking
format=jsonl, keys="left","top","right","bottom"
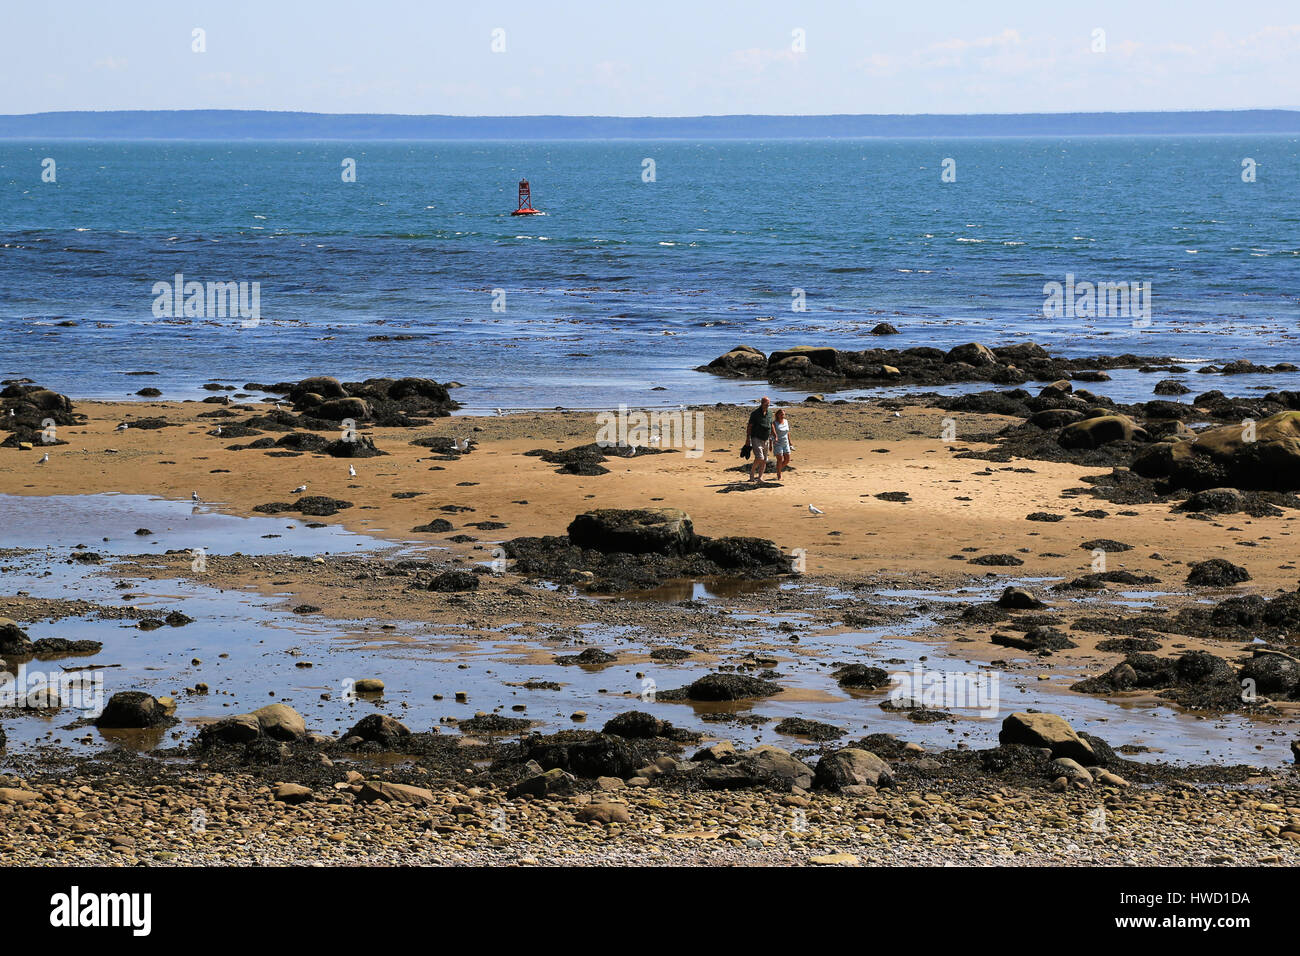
{"left": 747, "top": 396, "right": 775, "bottom": 483}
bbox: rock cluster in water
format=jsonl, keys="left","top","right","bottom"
{"left": 699, "top": 342, "right": 1171, "bottom": 388}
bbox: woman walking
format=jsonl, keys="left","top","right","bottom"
{"left": 772, "top": 408, "right": 793, "bottom": 481}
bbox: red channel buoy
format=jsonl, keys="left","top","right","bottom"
{"left": 510, "top": 178, "right": 541, "bottom": 215}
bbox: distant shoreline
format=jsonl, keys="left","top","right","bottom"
{"left": 3, "top": 108, "right": 1298, "bottom": 140}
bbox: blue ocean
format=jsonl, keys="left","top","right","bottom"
{"left": 2, "top": 137, "right": 1298, "bottom": 409}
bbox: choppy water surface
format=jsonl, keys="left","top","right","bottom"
{"left": 2, "top": 137, "right": 1297, "bottom": 409}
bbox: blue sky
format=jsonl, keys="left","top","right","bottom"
{"left": 3, "top": 0, "right": 1297, "bottom": 115}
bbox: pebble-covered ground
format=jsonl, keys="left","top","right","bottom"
{"left": 4, "top": 761, "right": 1299, "bottom": 867}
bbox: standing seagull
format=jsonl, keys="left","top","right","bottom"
{"left": 115, "top": 422, "right": 129, "bottom": 432}
{"left": 348, "top": 464, "right": 356, "bottom": 477}
{"left": 191, "top": 491, "right": 200, "bottom": 502}
{"left": 291, "top": 483, "right": 308, "bottom": 495}
{"left": 37, "top": 453, "right": 49, "bottom": 464}
{"left": 808, "top": 504, "right": 824, "bottom": 515}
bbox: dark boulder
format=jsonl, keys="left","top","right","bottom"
{"left": 526, "top": 732, "right": 639, "bottom": 779}
{"left": 567, "top": 508, "right": 695, "bottom": 556}
{"left": 95, "top": 691, "right": 175, "bottom": 729}
{"left": 344, "top": 713, "right": 412, "bottom": 746}
{"left": 1186, "top": 559, "right": 1250, "bottom": 587}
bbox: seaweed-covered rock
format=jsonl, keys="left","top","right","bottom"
{"left": 567, "top": 508, "right": 694, "bottom": 556}
{"left": 504, "top": 510, "right": 792, "bottom": 592}
{"left": 427, "top": 569, "right": 479, "bottom": 592}
{"left": 1186, "top": 559, "right": 1250, "bottom": 588}
{"left": 832, "top": 664, "right": 891, "bottom": 689}
{"left": 992, "top": 626, "right": 1076, "bottom": 653}
{"left": 1142, "top": 410, "right": 1300, "bottom": 491}
{"left": 344, "top": 713, "right": 412, "bottom": 746}
{"left": 286, "top": 374, "right": 460, "bottom": 425}
{"left": 601, "top": 711, "right": 668, "bottom": 738}
{"left": 526, "top": 732, "right": 639, "bottom": 779}
{"left": 95, "top": 692, "right": 176, "bottom": 729}
{"left": 1058, "top": 414, "right": 1148, "bottom": 450}
{"left": 672, "top": 673, "right": 781, "bottom": 701}
{"left": 1239, "top": 653, "right": 1300, "bottom": 697}
{"left": 0, "top": 619, "right": 33, "bottom": 657}
{"left": 702, "top": 746, "right": 813, "bottom": 791}
{"left": 698, "top": 343, "right": 1167, "bottom": 391}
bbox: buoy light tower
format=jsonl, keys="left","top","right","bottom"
{"left": 510, "top": 179, "right": 541, "bottom": 215}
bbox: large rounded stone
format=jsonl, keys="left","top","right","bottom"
{"left": 250, "top": 703, "right": 306, "bottom": 740}
{"left": 998, "top": 712, "right": 1096, "bottom": 765}
{"left": 814, "top": 748, "right": 894, "bottom": 790}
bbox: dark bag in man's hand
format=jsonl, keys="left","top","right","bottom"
{"left": 740, "top": 442, "right": 752, "bottom": 459}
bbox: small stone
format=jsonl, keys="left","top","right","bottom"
{"left": 273, "top": 783, "right": 313, "bottom": 804}
{"left": 809, "top": 853, "right": 859, "bottom": 866}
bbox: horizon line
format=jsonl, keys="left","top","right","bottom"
{"left": 7, "top": 107, "right": 1300, "bottom": 119}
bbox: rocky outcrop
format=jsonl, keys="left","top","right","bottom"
{"left": 699, "top": 342, "right": 1166, "bottom": 390}
{"left": 504, "top": 508, "right": 795, "bottom": 592}
{"left": 1132, "top": 411, "right": 1300, "bottom": 491}
{"left": 1186, "top": 559, "right": 1250, "bottom": 587}
{"left": 200, "top": 703, "right": 307, "bottom": 745}
{"left": 276, "top": 375, "right": 460, "bottom": 427}
{"left": 0, "top": 382, "right": 80, "bottom": 447}
{"left": 567, "top": 508, "right": 694, "bottom": 556}
{"left": 1071, "top": 651, "right": 1249, "bottom": 710}
{"left": 1058, "top": 414, "right": 1149, "bottom": 450}
{"left": 525, "top": 732, "right": 640, "bottom": 779}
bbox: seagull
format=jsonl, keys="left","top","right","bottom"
{"left": 291, "top": 483, "right": 308, "bottom": 494}
{"left": 8, "top": 408, "right": 14, "bottom": 417}
{"left": 495, "top": 408, "right": 503, "bottom": 416}
{"left": 191, "top": 491, "right": 200, "bottom": 502}
{"left": 216, "top": 425, "right": 223, "bottom": 436}
{"left": 454, "top": 437, "right": 469, "bottom": 452}
{"left": 348, "top": 464, "right": 356, "bottom": 477}
{"left": 648, "top": 435, "right": 661, "bottom": 447}
{"left": 808, "top": 504, "right": 824, "bottom": 515}
{"left": 115, "top": 422, "right": 128, "bottom": 431}
{"left": 37, "top": 453, "right": 49, "bottom": 464}
{"left": 625, "top": 444, "right": 639, "bottom": 458}
{"left": 893, "top": 411, "right": 901, "bottom": 418}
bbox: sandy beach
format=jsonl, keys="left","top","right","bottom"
{"left": 3, "top": 382, "right": 1299, "bottom": 866}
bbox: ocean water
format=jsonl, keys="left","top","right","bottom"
{"left": 2, "top": 137, "right": 1298, "bottom": 409}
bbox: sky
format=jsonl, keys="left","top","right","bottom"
{"left": 2, "top": 0, "right": 1298, "bottom": 116}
